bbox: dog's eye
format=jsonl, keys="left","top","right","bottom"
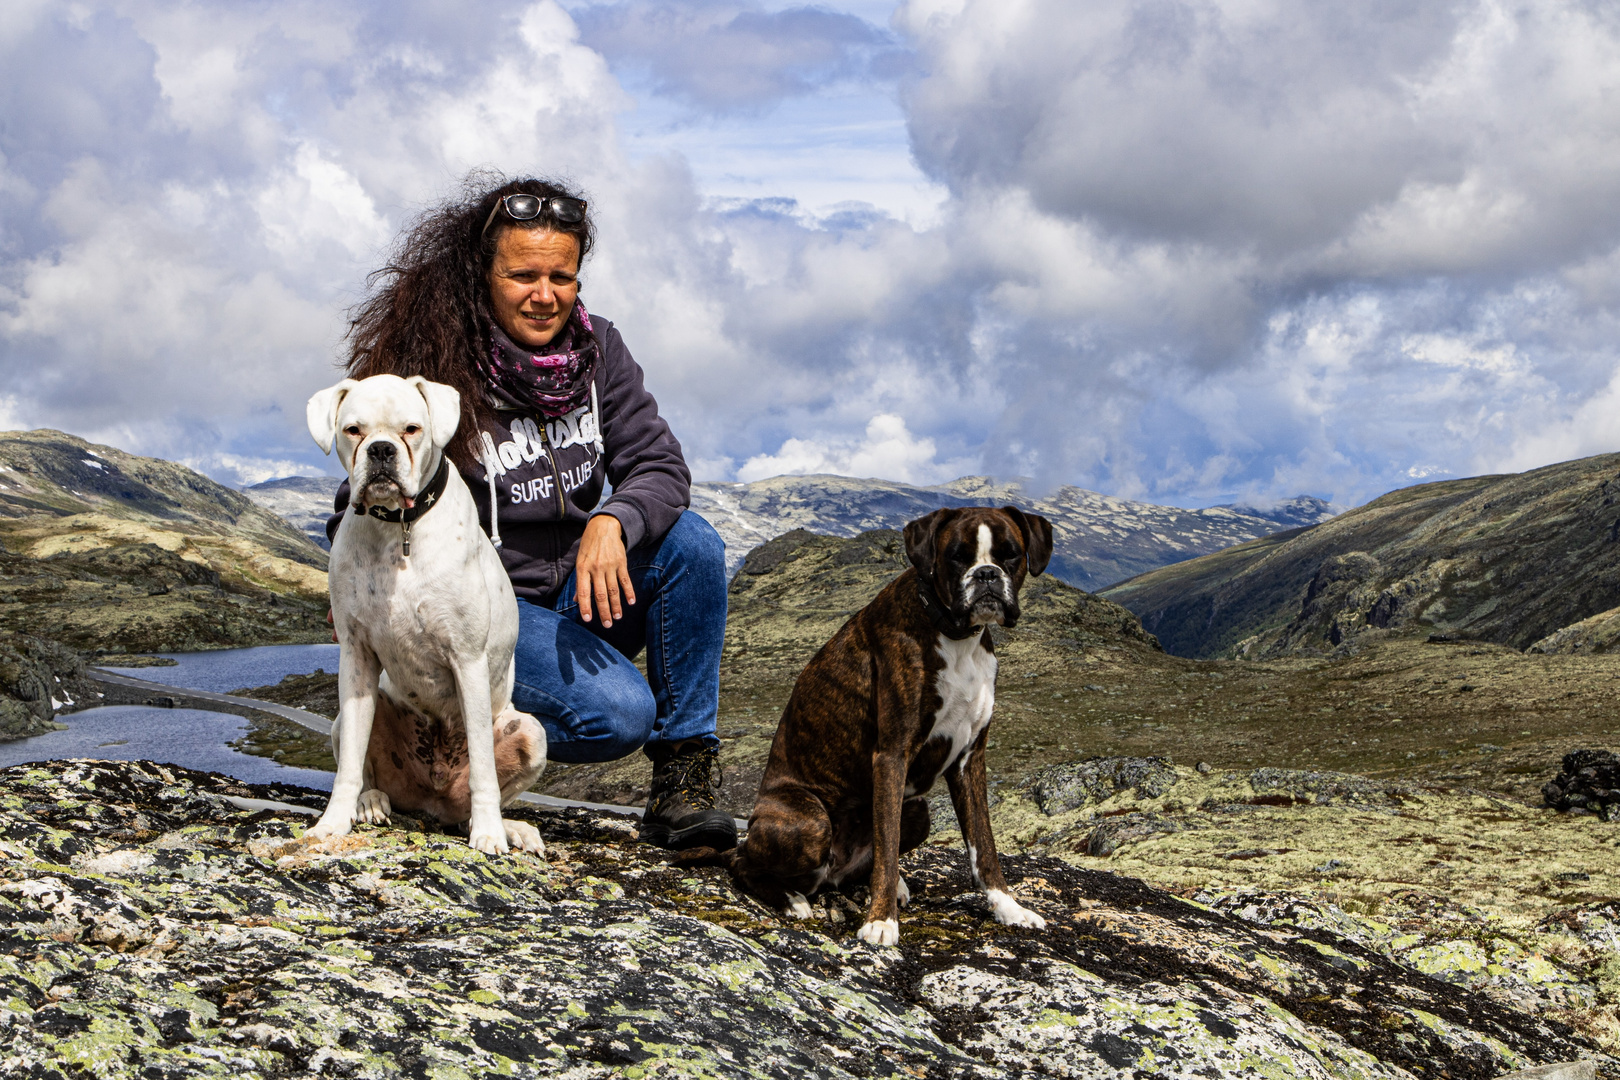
{"left": 404, "top": 425, "right": 421, "bottom": 436}
{"left": 344, "top": 425, "right": 361, "bottom": 436}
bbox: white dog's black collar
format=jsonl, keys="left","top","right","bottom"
{"left": 353, "top": 457, "right": 450, "bottom": 557}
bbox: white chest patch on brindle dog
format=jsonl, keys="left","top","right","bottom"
{"left": 908, "top": 632, "right": 998, "bottom": 798}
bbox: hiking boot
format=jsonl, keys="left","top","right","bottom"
{"left": 640, "top": 740, "right": 737, "bottom": 851}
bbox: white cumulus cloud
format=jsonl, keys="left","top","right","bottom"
{"left": 3, "top": 0, "right": 1620, "bottom": 512}
{"left": 737, "top": 413, "right": 975, "bottom": 484}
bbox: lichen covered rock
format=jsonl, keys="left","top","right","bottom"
{"left": 1029, "top": 756, "right": 1181, "bottom": 815}
{"left": 1543, "top": 750, "right": 1620, "bottom": 820}
{"left": 0, "top": 760, "right": 1609, "bottom": 1078}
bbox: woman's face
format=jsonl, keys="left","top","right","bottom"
{"left": 486, "top": 227, "right": 582, "bottom": 349}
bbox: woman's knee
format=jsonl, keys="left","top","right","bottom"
{"left": 659, "top": 511, "right": 726, "bottom": 584}
{"left": 531, "top": 676, "right": 656, "bottom": 764}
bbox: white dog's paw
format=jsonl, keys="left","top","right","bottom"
{"left": 503, "top": 819, "right": 545, "bottom": 855}
{"left": 356, "top": 789, "right": 391, "bottom": 825}
{"left": 305, "top": 812, "right": 354, "bottom": 842}
{"left": 856, "top": 918, "right": 900, "bottom": 947}
{"left": 896, "top": 876, "right": 911, "bottom": 909}
{"left": 987, "top": 889, "right": 1046, "bottom": 930}
{"left": 467, "top": 812, "right": 510, "bottom": 855}
{"left": 785, "top": 892, "right": 813, "bottom": 920}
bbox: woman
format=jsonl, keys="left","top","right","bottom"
{"left": 333, "top": 174, "right": 734, "bottom": 851}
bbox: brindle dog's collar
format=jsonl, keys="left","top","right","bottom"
{"left": 917, "top": 575, "right": 981, "bottom": 641}
{"left": 352, "top": 456, "right": 449, "bottom": 557}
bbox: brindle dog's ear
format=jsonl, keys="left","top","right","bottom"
{"left": 999, "top": 506, "right": 1054, "bottom": 576}
{"left": 904, "top": 508, "right": 955, "bottom": 580}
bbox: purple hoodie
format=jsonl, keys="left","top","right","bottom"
{"left": 329, "top": 313, "right": 691, "bottom": 605}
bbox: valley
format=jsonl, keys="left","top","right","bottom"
{"left": 9, "top": 431, "right": 1620, "bottom": 1065}
{"left": 0, "top": 430, "right": 332, "bottom": 737}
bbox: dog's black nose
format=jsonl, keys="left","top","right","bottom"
{"left": 973, "top": 565, "right": 1001, "bottom": 582}
{"left": 366, "top": 441, "right": 396, "bottom": 461}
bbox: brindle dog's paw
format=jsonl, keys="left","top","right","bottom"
{"left": 503, "top": 818, "right": 545, "bottom": 855}
{"left": 856, "top": 918, "right": 899, "bottom": 946}
{"left": 988, "top": 889, "right": 1046, "bottom": 930}
{"left": 785, "top": 892, "right": 814, "bottom": 919}
{"left": 896, "top": 876, "right": 911, "bottom": 908}
{"left": 356, "top": 789, "right": 391, "bottom": 825}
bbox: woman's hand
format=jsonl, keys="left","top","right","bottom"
{"left": 575, "top": 514, "right": 636, "bottom": 627}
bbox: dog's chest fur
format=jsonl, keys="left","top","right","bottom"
{"left": 334, "top": 557, "right": 463, "bottom": 714}
{"left": 906, "top": 631, "right": 997, "bottom": 797}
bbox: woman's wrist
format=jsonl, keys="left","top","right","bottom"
{"left": 588, "top": 510, "right": 626, "bottom": 544}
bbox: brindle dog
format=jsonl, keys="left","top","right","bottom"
{"left": 729, "top": 506, "right": 1053, "bottom": 945}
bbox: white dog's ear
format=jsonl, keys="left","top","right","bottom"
{"left": 306, "top": 379, "right": 362, "bottom": 455}
{"left": 406, "top": 376, "right": 462, "bottom": 450}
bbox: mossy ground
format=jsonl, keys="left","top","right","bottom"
{"left": 0, "top": 759, "right": 1607, "bottom": 1078}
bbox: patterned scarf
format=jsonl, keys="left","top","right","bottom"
{"left": 481, "top": 300, "right": 600, "bottom": 418}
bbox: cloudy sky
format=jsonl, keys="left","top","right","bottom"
{"left": 4, "top": 0, "right": 1620, "bottom": 509}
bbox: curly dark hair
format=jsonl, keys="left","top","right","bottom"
{"left": 345, "top": 170, "right": 596, "bottom": 467}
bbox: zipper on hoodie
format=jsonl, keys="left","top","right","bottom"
{"left": 537, "top": 424, "right": 567, "bottom": 521}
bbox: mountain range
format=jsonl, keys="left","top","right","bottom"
{"left": 245, "top": 471, "right": 1336, "bottom": 590}
{"left": 1101, "top": 451, "right": 1620, "bottom": 659}
{"left": 242, "top": 475, "right": 342, "bottom": 551}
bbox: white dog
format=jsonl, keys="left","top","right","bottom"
{"left": 304, "top": 374, "right": 546, "bottom": 855}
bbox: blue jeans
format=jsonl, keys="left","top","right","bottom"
{"left": 510, "top": 511, "right": 727, "bottom": 764}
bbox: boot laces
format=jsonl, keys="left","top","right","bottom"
{"left": 653, "top": 748, "right": 720, "bottom": 811}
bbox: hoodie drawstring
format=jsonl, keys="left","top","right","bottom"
{"left": 480, "top": 432, "right": 503, "bottom": 549}
{"left": 590, "top": 381, "right": 605, "bottom": 453}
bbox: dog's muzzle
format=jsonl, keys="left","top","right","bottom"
{"left": 356, "top": 439, "right": 405, "bottom": 503}
{"left": 959, "top": 565, "right": 1020, "bottom": 626}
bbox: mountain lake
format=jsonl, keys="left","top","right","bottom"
{"left": 0, "top": 643, "right": 340, "bottom": 788}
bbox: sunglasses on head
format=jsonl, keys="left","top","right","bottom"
{"left": 480, "top": 193, "right": 588, "bottom": 240}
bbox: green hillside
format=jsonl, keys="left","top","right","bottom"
{"left": 1101, "top": 456, "right": 1620, "bottom": 659}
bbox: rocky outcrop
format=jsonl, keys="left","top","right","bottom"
{"left": 1530, "top": 607, "right": 1620, "bottom": 655}
{"left": 1029, "top": 756, "right": 1181, "bottom": 815}
{"left": 0, "top": 759, "right": 1607, "bottom": 1078}
{"left": 0, "top": 632, "right": 101, "bottom": 739}
{"left": 1543, "top": 750, "right": 1620, "bottom": 820}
